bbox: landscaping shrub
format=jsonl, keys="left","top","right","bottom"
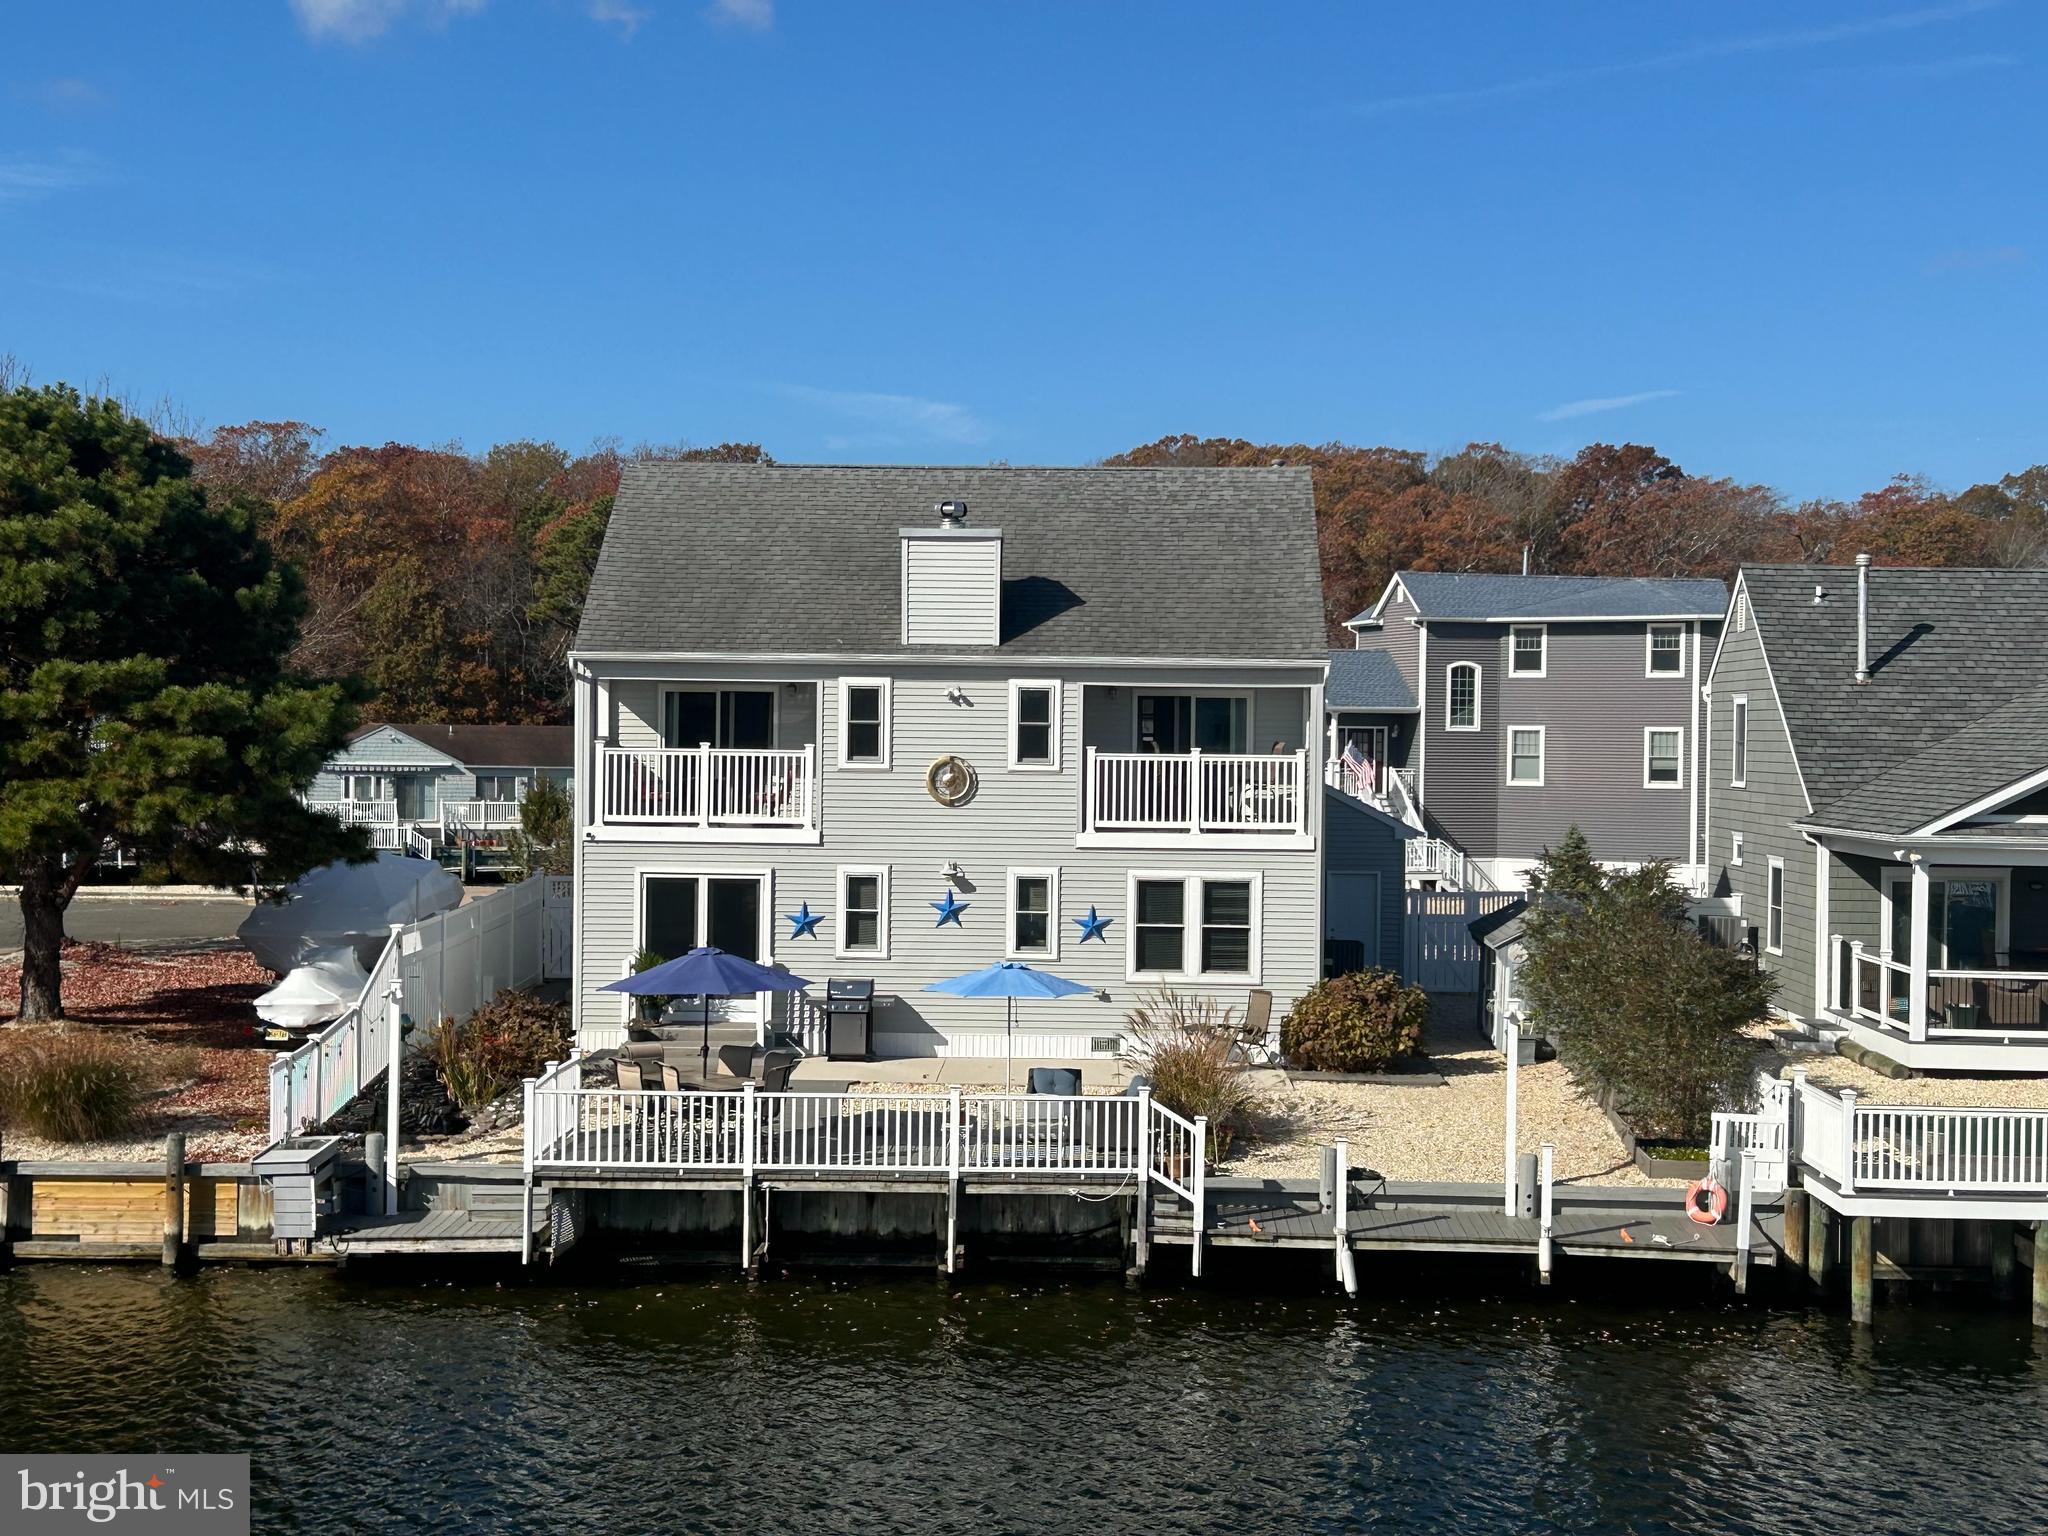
{"left": 0, "top": 1028, "right": 194, "bottom": 1142}
{"left": 1281, "top": 969, "right": 1429, "bottom": 1072}
{"left": 1121, "top": 989, "right": 1256, "bottom": 1161}
{"left": 423, "top": 990, "right": 573, "bottom": 1114}
{"left": 1518, "top": 830, "right": 1774, "bottom": 1143}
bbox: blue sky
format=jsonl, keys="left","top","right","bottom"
{"left": 3, "top": 1, "right": 2041, "bottom": 499}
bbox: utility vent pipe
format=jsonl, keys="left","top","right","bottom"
{"left": 1854, "top": 552, "right": 1872, "bottom": 684}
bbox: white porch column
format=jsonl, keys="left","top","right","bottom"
{"left": 1908, "top": 860, "right": 1932, "bottom": 1043}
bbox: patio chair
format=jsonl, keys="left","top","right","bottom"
{"left": 1235, "top": 988, "right": 1279, "bottom": 1067}
{"left": 654, "top": 1062, "right": 683, "bottom": 1092}
{"left": 614, "top": 1058, "right": 648, "bottom": 1091}
{"left": 1026, "top": 1066, "right": 1083, "bottom": 1096}
{"left": 758, "top": 1048, "right": 798, "bottom": 1093}
{"left": 717, "top": 1043, "right": 757, "bottom": 1082}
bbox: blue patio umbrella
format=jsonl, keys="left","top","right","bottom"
{"left": 924, "top": 961, "right": 1093, "bottom": 1091}
{"left": 603, "top": 947, "right": 812, "bottom": 1078}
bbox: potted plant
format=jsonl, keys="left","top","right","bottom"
{"left": 625, "top": 948, "right": 672, "bottom": 1042}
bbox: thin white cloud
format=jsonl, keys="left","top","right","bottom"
{"left": 289, "top": 0, "right": 485, "bottom": 43}
{"left": 783, "top": 385, "right": 990, "bottom": 446}
{"left": 27, "top": 78, "right": 108, "bottom": 112}
{"left": 1354, "top": 0, "right": 2004, "bottom": 115}
{"left": 587, "top": 0, "right": 651, "bottom": 35}
{"left": 0, "top": 150, "right": 103, "bottom": 203}
{"left": 1537, "top": 390, "right": 1680, "bottom": 423}
{"left": 707, "top": 0, "right": 772, "bottom": 31}
{"left": 1816, "top": 51, "right": 2018, "bottom": 82}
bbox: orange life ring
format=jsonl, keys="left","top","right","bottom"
{"left": 1685, "top": 1178, "right": 1728, "bottom": 1226}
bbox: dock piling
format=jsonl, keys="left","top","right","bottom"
{"left": 2034, "top": 1222, "right": 2047, "bottom": 1331}
{"left": 1988, "top": 1220, "right": 2014, "bottom": 1301}
{"left": 162, "top": 1132, "right": 185, "bottom": 1268}
{"left": 1850, "top": 1215, "right": 1875, "bottom": 1325}
{"left": 1515, "top": 1152, "right": 1537, "bottom": 1221}
{"left": 1806, "top": 1197, "right": 1832, "bottom": 1293}
{"left": 1537, "top": 1143, "right": 1554, "bottom": 1285}
{"left": 1333, "top": 1139, "right": 1357, "bottom": 1297}
{"left": 1782, "top": 1188, "right": 1807, "bottom": 1271}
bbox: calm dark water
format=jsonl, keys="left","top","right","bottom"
{"left": 3, "top": 1262, "right": 2045, "bottom": 1535}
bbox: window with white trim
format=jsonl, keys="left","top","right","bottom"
{"left": 838, "top": 678, "right": 890, "bottom": 768}
{"left": 1446, "top": 663, "right": 1481, "bottom": 731}
{"left": 1647, "top": 624, "right": 1685, "bottom": 676}
{"left": 1644, "top": 727, "right": 1683, "bottom": 787}
{"left": 1766, "top": 857, "right": 1785, "bottom": 955}
{"left": 837, "top": 866, "right": 889, "bottom": 958}
{"left": 1009, "top": 680, "right": 1059, "bottom": 770}
{"left": 1509, "top": 626, "right": 1546, "bottom": 677}
{"left": 1507, "top": 727, "right": 1544, "bottom": 786}
{"left": 1007, "top": 868, "right": 1058, "bottom": 958}
{"left": 1129, "top": 874, "right": 1260, "bottom": 979}
{"left": 1731, "top": 831, "right": 1744, "bottom": 867}
{"left": 1731, "top": 696, "right": 1749, "bottom": 787}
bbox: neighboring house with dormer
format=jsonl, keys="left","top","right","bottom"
{"left": 1703, "top": 559, "right": 2048, "bottom": 1072}
{"left": 307, "top": 722, "right": 573, "bottom": 853}
{"left": 1324, "top": 571, "right": 1726, "bottom": 891}
{"left": 566, "top": 463, "right": 1407, "bottom": 1057}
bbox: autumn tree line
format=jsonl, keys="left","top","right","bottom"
{"left": 176, "top": 422, "right": 2048, "bottom": 724}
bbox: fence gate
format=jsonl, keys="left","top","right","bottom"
{"left": 1403, "top": 890, "right": 1520, "bottom": 992}
{"left": 542, "top": 875, "right": 574, "bottom": 981}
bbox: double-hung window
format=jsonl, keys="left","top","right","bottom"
{"left": 1007, "top": 869, "right": 1058, "bottom": 958}
{"left": 1446, "top": 663, "right": 1481, "bottom": 731}
{"left": 838, "top": 679, "right": 890, "bottom": 768}
{"left": 1731, "top": 696, "right": 1749, "bottom": 787}
{"left": 1644, "top": 728, "right": 1683, "bottom": 787}
{"left": 837, "top": 867, "right": 889, "bottom": 958}
{"left": 1647, "top": 624, "right": 1685, "bottom": 676}
{"left": 1509, "top": 626, "right": 1546, "bottom": 677}
{"left": 1009, "top": 680, "right": 1059, "bottom": 770}
{"left": 1129, "top": 874, "right": 1259, "bottom": 980}
{"left": 1766, "top": 857, "right": 1786, "bottom": 955}
{"left": 1507, "top": 727, "right": 1544, "bottom": 786}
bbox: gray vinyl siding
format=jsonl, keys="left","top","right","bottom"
{"left": 1418, "top": 624, "right": 1500, "bottom": 855}
{"left": 576, "top": 662, "right": 1323, "bottom": 1051}
{"left": 1376, "top": 583, "right": 1423, "bottom": 694}
{"left": 1704, "top": 612, "right": 1816, "bottom": 1015}
{"left": 1323, "top": 792, "right": 1406, "bottom": 972}
{"left": 1414, "top": 620, "right": 1710, "bottom": 868}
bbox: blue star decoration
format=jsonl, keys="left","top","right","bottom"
{"left": 1074, "top": 905, "right": 1113, "bottom": 944}
{"left": 930, "top": 889, "right": 971, "bottom": 927}
{"left": 784, "top": 901, "right": 823, "bottom": 940}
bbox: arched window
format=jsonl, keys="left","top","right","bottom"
{"left": 1446, "top": 663, "right": 1481, "bottom": 731}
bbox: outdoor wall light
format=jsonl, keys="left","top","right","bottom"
{"left": 941, "top": 861, "right": 965, "bottom": 883}
{"left": 946, "top": 686, "right": 969, "bottom": 705}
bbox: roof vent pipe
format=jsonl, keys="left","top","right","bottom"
{"left": 935, "top": 499, "right": 967, "bottom": 527}
{"left": 1854, "top": 552, "right": 1873, "bottom": 684}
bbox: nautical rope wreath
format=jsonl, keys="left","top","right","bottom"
{"left": 925, "top": 754, "right": 978, "bottom": 806}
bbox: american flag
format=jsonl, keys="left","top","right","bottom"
{"left": 1341, "top": 740, "right": 1376, "bottom": 792}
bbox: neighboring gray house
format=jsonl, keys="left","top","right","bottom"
{"left": 307, "top": 723, "right": 573, "bottom": 850}
{"left": 1703, "top": 559, "right": 2048, "bottom": 1073}
{"left": 567, "top": 463, "right": 1409, "bottom": 1057}
{"left": 1326, "top": 571, "right": 1726, "bottom": 891}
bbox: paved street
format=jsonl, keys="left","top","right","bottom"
{"left": 0, "top": 896, "right": 254, "bottom": 957}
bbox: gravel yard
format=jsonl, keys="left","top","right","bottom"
{"left": 1221, "top": 1019, "right": 1670, "bottom": 1186}
{"left": 1771, "top": 1050, "right": 2048, "bottom": 1108}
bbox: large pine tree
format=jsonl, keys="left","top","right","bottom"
{"left": 1, "top": 385, "right": 365, "bottom": 1021}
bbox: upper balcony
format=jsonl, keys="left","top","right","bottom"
{"left": 1080, "top": 747, "right": 1311, "bottom": 847}
{"left": 597, "top": 744, "right": 818, "bottom": 836}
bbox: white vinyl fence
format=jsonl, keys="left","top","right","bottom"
{"left": 1404, "top": 890, "right": 1521, "bottom": 992}
{"left": 269, "top": 875, "right": 558, "bottom": 1138}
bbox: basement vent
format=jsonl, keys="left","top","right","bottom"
{"left": 1090, "top": 1035, "right": 1122, "bottom": 1055}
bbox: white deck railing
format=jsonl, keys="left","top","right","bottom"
{"left": 1790, "top": 1070, "right": 2048, "bottom": 1196}
{"left": 598, "top": 745, "right": 817, "bottom": 830}
{"left": 306, "top": 799, "right": 398, "bottom": 825}
{"left": 442, "top": 799, "right": 522, "bottom": 829}
{"left": 528, "top": 1083, "right": 1201, "bottom": 1182}
{"left": 1709, "top": 1078, "right": 1790, "bottom": 1195}
{"left": 1085, "top": 748, "right": 1308, "bottom": 836}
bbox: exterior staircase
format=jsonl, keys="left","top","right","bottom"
{"left": 1769, "top": 1016, "right": 1850, "bottom": 1057}
{"left": 1148, "top": 1188, "right": 1198, "bottom": 1246}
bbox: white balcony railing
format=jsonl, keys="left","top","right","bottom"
{"left": 308, "top": 799, "right": 398, "bottom": 825}
{"left": 442, "top": 799, "right": 522, "bottom": 829}
{"left": 1084, "top": 748, "right": 1308, "bottom": 837}
{"left": 598, "top": 745, "right": 816, "bottom": 831}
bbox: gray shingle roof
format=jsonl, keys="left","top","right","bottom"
{"left": 357, "top": 723, "right": 574, "bottom": 768}
{"left": 1355, "top": 571, "right": 1727, "bottom": 624}
{"left": 1739, "top": 565, "right": 2048, "bottom": 826}
{"left": 575, "top": 464, "right": 1326, "bottom": 662}
{"left": 1326, "top": 649, "right": 1417, "bottom": 711}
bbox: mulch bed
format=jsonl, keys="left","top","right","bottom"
{"left": 0, "top": 940, "right": 279, "bottom": 1158}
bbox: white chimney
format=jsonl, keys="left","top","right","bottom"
{"left": 901, "top": 500, "right": 1002, "bottom": 646}
{"left": 1854, "top": 552, "right": 1872, "bottom": 684}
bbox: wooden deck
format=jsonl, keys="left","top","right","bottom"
{"left": 1156, "top": 1179, "right": 1779, "bottom": 1267}
{"left": 327, "top": 1206, "right": 537, "bottom": 1256}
